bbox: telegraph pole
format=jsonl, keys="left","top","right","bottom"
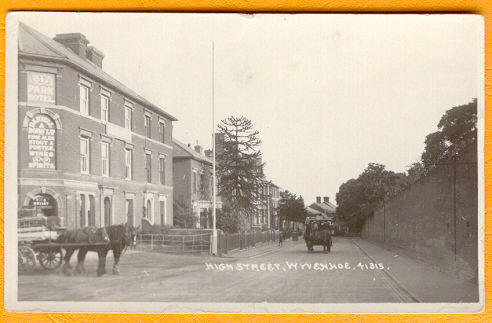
{"left": 211, "top": 42, "right": 218, "bottom": 255}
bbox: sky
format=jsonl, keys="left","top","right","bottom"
{"left": 10, "top": 13, "right": 482, "bottom": 205}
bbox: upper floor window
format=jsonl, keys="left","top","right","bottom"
{"left": 193, "top": 170, "right": 197, "bottom": 194}
{"left": 159, "top": 156, "right": 166, "bottom": 185}
{"left": 145, "top": 114, "right": 152, "bottom": 138}
{"left": 100, "top": 93, "right": 110, "bottom": 122}
{"left": 80, "top": 136, "right": 90, "bottom": 174}
{"left": 159, "top": 120, "right": 166, "bottom": 143}
{"left": 200, "top": 173, "right": 205, "bottom": 192}
{"left": 125, "top": 148, "right": 133, "bottom": 180}
{"left": 101, "top": 142, "right": 110, "bottom": 177}
{"left": 124, "top": 102, "right": 133, "bottom": 130}
{"left": 79, "top": 84, "right": 90, "bottom": 116}
{"left": 145, "top": 152, "right": 152, "bottom": 183}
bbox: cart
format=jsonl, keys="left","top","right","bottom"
{"left": 17, "top": 213, "right": 110, "bottom": 273}
{"left": 304, "top": 215, "right": 333, "bottom": 252}
{"left": 18, "top": 213, "right": 65, "bottom": 273}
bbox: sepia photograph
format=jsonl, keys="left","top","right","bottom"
{"left": 4, "top": 12, "right": 484, "bottom": 313}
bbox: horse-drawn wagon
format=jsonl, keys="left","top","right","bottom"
{"left": 18, "top": 212, "right": 63, "bottom": 272}
{"left": 18, "top": 212, "right": 110, "bottom": 273}
{"left": 303, "top": 214, "right": 333, "bottom": 252}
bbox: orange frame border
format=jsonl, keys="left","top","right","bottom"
{"left": 0, "top": 1, "right": 490, "bottom": 321}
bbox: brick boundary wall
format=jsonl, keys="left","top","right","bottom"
{"left": 361, "top": 144, "right": 478, "bottom": 283}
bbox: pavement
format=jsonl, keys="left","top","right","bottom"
{"left": 222, "top": 239, "right": 296, "bottom": 258}
{"left": 18, "top": 237, "right": 478, "bottom": 303}
{"left": 352, "top": 238, "right": 478, "bottom": 303}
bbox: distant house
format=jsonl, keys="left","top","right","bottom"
{"left": 270, "top": 183, "right": 281, "bottom": 229}
{"left": 309, "top": 196, "right": 336, "bottom": 226}
{"left": 254, "top": 180, "right": 280, "bottom": 230}
{"left": 172, "top": 139, "right": 221, "bottom": 228}
{"left": 306, "top": 206, "right": 323, "bottom": 216}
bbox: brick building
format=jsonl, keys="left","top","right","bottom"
{"left": 270, "top": 183, "right": 281, "bottom": 229}
{"left": 173, "top": 139, "right": 222, "bottom": 228}
{"left": 254, "top": 181, "right": 281, "bottom": 230}
{"left": 18, "top": 23, "right": 176, "bottom": 229}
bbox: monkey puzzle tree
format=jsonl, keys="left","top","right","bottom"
{"left": 216, "top": 116, "right": 264, "bottom": 231}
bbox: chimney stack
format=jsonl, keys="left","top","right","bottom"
{"left": 194, "top": 142, "right": 203, "bottom": 154}
{"left": 53, "top": 33, "right": 89, "bottom": 58}
{"left": 54, "top": 33, "right": 104, "bottom": 68}
{"left": 204, "top": 149, "right": 213, "bottom": 158}
{"left": 323, "top": 196, "right": 329, "bottom": 203}
{"left": 316, "top": 196, "right": 321, "bottom": 204}
{"left": 86, "top": 46, "right": 104, "bottom": 68}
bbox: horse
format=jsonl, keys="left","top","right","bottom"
{"left": 56, "top": 226, "right": 110, "bottom": 276}
{"left": 75, "top": 224, "right": 138, "bottom": 277}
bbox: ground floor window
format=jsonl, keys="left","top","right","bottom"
{"left": 80, "top": 194, "right": 86, "bottom": 227}
{"left": 79, "top": 194, "right": 95, "bottom": 227}
{"left": 145, "top": 199, "right": 152, "bottom": 220}
{"left": 200, "top": 209, "right": 209, "bottom": 228}
{"left": 104, "top": 196, "right": 112, "bottom": 226}
{"left": 126, "top": 199, "right": 134, "bottom": 226}
{"left": 160, "top": 200, "right": 166, "bottom": 225}
{"left": 89, "top": 195, "right": 95, "bottom": 226}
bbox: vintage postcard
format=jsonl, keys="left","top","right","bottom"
{"left": 4, "top": 12, "right": 484, "bottom": 313}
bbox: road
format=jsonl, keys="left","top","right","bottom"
{"left": 19, "top": 237, "right": 419, "bottom": 303}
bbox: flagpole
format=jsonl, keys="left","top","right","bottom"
{"left": 211, "top": 41, "right": 218, "bottom": 255}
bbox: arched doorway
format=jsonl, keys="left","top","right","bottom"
{"left": 104, "top": 197, "right": 112, "bottom": 226}
{"left": 28, "top": 193, "right": 59, "bottom": 228}
{"left": 29, "top": 194, "right": 58, "bottom": 217}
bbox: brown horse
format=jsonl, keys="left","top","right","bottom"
{"left": 75, "top": 224, "right": 138, "bottom": 277}
{"left": 56, "top": 226, "right": 110, "bottom": 276}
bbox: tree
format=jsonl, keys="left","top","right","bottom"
{"left": 335, "top": 163, "right": 409, "bottom": 232}
{"left": 278, "top": 190, "right": 307, "bottom": 230}
{"left": 335, "top": 98, "right": 477, "bottom": 233}
{"left": 407, "top": 161, "right": 425, "bottom": 183}
{"left": 216, "top": 116, "right": 265, "bottom": 231}
{"left": 173, "top": 196, "right": 197, "bottom": 228}
{"left": 421, "top": 99, "right": 477, "bottom": 169}
{"left": 216, "top": 205, "right": 240, "bottom": 234}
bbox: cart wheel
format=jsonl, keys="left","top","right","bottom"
{"left": 38, "top": 248, "right": 63, "bottom": 270}
{"left": 19, "top": 245, "right": 36, "bottom": 273}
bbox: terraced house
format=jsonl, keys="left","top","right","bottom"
{"left": 172, "top": 140, "right": 223, "bottom": 228}
{"left": 17, "top": 23, "right": 177, "bottom": 229}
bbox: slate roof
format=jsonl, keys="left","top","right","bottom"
{"left": 18, "top": 22, "right": 177, "bottom": 121}
{"left": 306, "top": 206, "right": 323, "bottom": 215}
{"left": 309, "top": 201, "right": 337, "bottom": 214}
{"left": 173, "top": 138, "right": 212, "bottom": 165}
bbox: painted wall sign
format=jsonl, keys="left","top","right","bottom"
{"left": 32, "top": 195, "right": 51, "bottom": 207}
{"left": 27, "top": 71, "right": 56, "bottom": 105}
{"left": 27, "top": 114, "right": 56, "bottom": 169}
